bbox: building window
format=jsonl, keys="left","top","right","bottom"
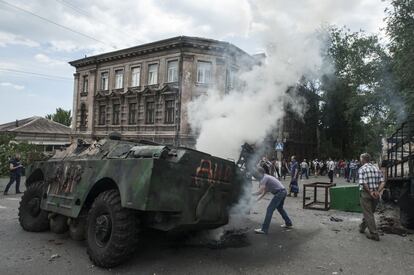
{"left": 115, "top": 69, "right": 123, "bottom": 89}
{"left": 131, "top": 67, "right": 140, "bottom": 87}
{"left": 167, "top": 60, "right": 178, "bottom": 82}
{"left": 146, "top": 102, "right": 155, "bottom": 124}
{"left": 112, "top": 104, "right": 120, "bottom": 125}
{"left": 165, "top": 100, "right": 175, "bottom": 124}
{"left": 227, "top": 68, "right": 237, "bottom": 90}
{"left": 101, "top": 72, "right": 109, "bottom": 90}
{"left": 148, "top": 64, "right": 158, "bottom": 85}
{"left": 197, "top": 61, "right": 212, "bottom": 84}
{"left": 98, "top": 105, "right": 106, "bottom": 125}
{"left": 128, "top": 103, "right": 137, "bottom": 125}
{"left": 80, "top": 103, "right": 87, "bottom": 127}
{"left": 82, "top": 76, "right": 88, "bottom": 94}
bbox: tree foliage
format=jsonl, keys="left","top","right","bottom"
{"left": 0, "top": 134, "right": 41, "bottom": 176}
{"left": 386, "top": 0, "right": 414, "bottom": 113}
{"left": 46, "top": 108, "right": 72, "bottom": 126}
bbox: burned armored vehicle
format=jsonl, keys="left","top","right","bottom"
{"left": 19, "top": 136, "right": 246, "bottom": 267}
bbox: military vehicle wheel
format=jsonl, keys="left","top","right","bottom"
{"left": 86, "top": 190, "right": 138, "bottom": 268}
{"left": 50, "top": 214, "right": 69, "bottom": 234}
{"left": 18, "top": 181, "right": 49, "bottom": 232}
{"left": 69, "top": 210, "right": 87, "bottom": 241}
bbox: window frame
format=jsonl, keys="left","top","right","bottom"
{"left": 167, "top": 60, "right": 178, "bottom": 83}
{"left": 145, "top": 101, "right": 155, "bottom": 124}
{"left": 196, "top": 61, "right": 212, "bottom": 84}
{"left": 147, "top": 63, "right": 158, "bottom": 85}
{"left": 100, "top": 71, "right": 109, "bottom": 90}
{"left": 80, "top": 103, "right": 87, "bottom": 127}
{"left": 112, "top": 103, "right": 120, "bottom": 125}
{"left": 128, "top": 102, "right": 137, "bottom": 125}
{"left": 164, "top": 100, "right": 175, "bottom": 124}
{"left": 114, "top": 69, "right": 124, "bottom": 89}
{"left": 98, "top": 105, "right": 106, "bottom": 125}
{"left": 130, "top": 66, "right": 141, "bottom": 87}
{"left": 82, "top": 75, "right": 88, "bottom": 94}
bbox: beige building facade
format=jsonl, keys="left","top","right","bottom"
{"left": 70, "top": 36, "right": 255, "bottom": 147}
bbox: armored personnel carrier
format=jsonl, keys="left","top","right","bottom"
{"left": 19, "top": 136, "right": 248, "bottom": 267}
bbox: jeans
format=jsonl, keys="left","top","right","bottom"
{"left": 262, "top": 189, "right": 292, "bottom": 233}
{"left": 5, "top": 174, "right": 21, "bottom": 193}
{"left": 300, "top": 168, "right": 308, "bottom": 179}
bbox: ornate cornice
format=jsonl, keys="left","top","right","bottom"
{"left": 69, "top": 36, "right": 254, "bottom": 68}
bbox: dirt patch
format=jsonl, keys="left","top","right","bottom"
{"left": 377, "top": 203, "right": 413, "bottom": 236}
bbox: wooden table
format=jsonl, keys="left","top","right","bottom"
{"left": 303, "top": 182, "right": 336, "bottom": 211}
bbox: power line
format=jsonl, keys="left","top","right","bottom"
{"left": 55, "top": 0, "right": 144, "bottom": 45}
{"left": 0, "top": 0, "right": 116, "bottom": 49}
{"left": 0, "top": 68, "right": 72, "bottom": 81}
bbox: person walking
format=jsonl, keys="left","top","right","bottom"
{"left": 253, "top": 167, "right": 293, "bottom": 234}
{"left": 358, "top": 153, "right": 385, "bottom": 241}
{"left": 4, "top": 153, "right": 23, "bottom": 195}
{"left": 327, "top": 158, "right": 335, "bottom": 183}
{"left": 288, "top": 156, "right": 299, "bottom": 197}
{"left": 300, "top": 159, "right": 309, "bottom": 180}
{"left": 281, "top": 159, "right": 288, "bottom": 180}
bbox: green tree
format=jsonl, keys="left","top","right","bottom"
{"left": 318, "top": 27, "right": 392, "bottom": 159}
{"left": 386, "top": 0, "right": 414, "bottom": 113}
{"left": 0, "top": 134, "right": 41, "bottom": 176}
{"left": 46, "top": 108, "right": 72, "bottom": 126}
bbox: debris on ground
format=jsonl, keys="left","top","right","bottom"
{"left": 330, "top": 217, "right": 344, "bottom": 222}
{"left": 49, "top": 254, "right": 60, "bottom": 261}
{"left": 378, "top": 203, "right": 411, "bottom": 236}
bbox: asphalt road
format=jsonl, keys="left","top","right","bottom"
{"left": 1, "top": 176, "right": 413, "bottom": 275}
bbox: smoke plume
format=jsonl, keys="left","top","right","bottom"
{"left": 188, "top": 1, "right": 329, "bottom": 160}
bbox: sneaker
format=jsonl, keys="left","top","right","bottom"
{"left": 254, "top": 229, "right": 266, "bottom": 234}
{"left": 281, "top": 224, "right": 293, "bottom": 229}
{"left": 359, "top": 224, "right": 366, "bottom": 234}
{"left": 16, "top": 191, "right": 22, "bottom": 194}
{"left": 366, "top": 232, "right": 380, "bottom": 241}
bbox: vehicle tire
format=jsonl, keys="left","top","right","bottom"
{"left": 18, "top": 181, "right": 49, "bottom": 232}
{"left": 86, "top": 189, "right": 138, "bottom": 268}
{"left": 50, "top": 214, "right": 69, "bottom": 234}
{"left": 69, "top": 210, "right": 87, "bottom": 241}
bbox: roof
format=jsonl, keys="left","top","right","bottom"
{"left": 0, "top": 116, "right": 71, "bottom": 135}
{"left": 69, "top": 36, "right": 255, "bottom": 68}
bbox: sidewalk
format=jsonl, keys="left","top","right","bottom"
{"left": 0, "top": 176, "right": 26, "bottom": 193}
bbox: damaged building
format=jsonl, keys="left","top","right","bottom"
{"left": 69, "top": 36, "right": 255, "bottom": 147}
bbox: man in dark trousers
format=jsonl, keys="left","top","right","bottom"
{"left": 358, "top": 153, "right": 385, "bottom": 241}
{"left": 4, "top": 153, "right": 23, "bottom": 195}
{"left": 288, "top": 155, "right": 299, "bottom": 197}
{"left": 253, "top": 167, "right": 293, "bottom": 234}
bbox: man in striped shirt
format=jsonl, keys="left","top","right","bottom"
{"left": 358, "top": 153, "right": 385, "bottom": 241}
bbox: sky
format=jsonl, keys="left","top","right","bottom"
{"left": 0, "top": 0, "right": 389, "bottom": 124}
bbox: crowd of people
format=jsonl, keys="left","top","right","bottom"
{"left": 259, "top": 156, "right": 363, "bottom": 185}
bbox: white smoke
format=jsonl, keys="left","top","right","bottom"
{"left": 188, "top": 0, "right": 329, "bottom": 160}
